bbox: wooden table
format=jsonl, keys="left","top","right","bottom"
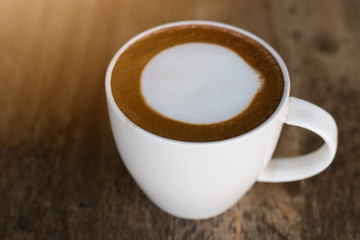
{"left": 0, "top": 0, "right": 359, "bottom": 239}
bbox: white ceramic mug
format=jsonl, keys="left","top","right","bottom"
{"left": 105, "top": 21, "right": 338, "bottom": 219}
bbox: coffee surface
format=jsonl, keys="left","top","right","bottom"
{"left": 111, "top": 24, "right": 284, "bottom": 142}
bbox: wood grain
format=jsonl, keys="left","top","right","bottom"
{"left": 0, "top": 0, "right": 359, "bottom": 239}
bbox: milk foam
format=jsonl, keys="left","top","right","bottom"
{"left": 141, "top": 43, "right": 262, "bottom": 124}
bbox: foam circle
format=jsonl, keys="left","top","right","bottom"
{"left": 141, "top": 43, "right": 261, "bottom": 124}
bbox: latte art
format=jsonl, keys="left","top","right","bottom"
{"left": 141, "top": 43, "right": 262, "bottom": 124}
{"left": 111, "top": 24, "right": 284, "bottom": 142}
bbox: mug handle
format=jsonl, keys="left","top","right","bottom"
{"left": 257, "top": 97, "right": 338, "bottom": 182}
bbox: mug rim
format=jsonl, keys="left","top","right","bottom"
{"left": 105, "top": 20, "right": 290, "bottom": 145}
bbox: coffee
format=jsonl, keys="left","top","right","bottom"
{"left": 111, "top": 24, "right": 284, "bottom": 142}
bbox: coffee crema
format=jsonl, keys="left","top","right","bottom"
{"left": 111, "top": 24, "right": 284, "bottom": 142}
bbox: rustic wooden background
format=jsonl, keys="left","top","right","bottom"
{"left": 0, "top": 0, "right": 359, "bottom": 239}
